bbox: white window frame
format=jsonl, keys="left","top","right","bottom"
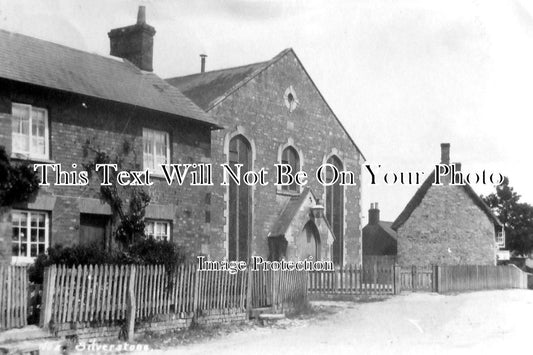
{"left": 142, "top": 128, "right": 170, "bottom": 175}
{"left": 145, "top": 220, "right": 171, "bottom": 241}
{"left": 11, "top": 210, "right": 50, "bottom": 265}
{"left": 496, "top": 230, "right": 505, "bottom": 248}
{"left": 11, "top": 102, "right": 50, "bottom": 160}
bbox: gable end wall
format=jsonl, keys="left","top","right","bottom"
{"left": 207, "top": 51, "right": 363, "bottom": 265}
{"left": 397, "top": 185, "right": 496, "bottom": 266}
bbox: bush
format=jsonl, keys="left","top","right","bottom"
{"left": 29, "top": 239, "right": 186, "bottom": 284}
{"left": 0, "top": 145, "right": 40, "bottom": 206}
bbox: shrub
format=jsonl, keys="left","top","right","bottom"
{"left": 29, "top": 239, "right": 186, "bottom": 284}
{"left": 0, "top": 145, "right": 40, "bottom": 206}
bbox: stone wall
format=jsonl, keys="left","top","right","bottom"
{"left": 397, "top": 185, "right": 497, "bottom": 266}
{"left": 207, "top": 51, "right": 364, "bottom": 265}
{"left": 54, "top": 310, "right": 247, "bottom": 342}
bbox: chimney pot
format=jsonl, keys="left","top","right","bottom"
{"left": 440, "top": 143, "right": 450, "bottom": 164}
{"left": 368, "top": 203, "right": 380, "bottom": 225}
{"left": 200, "top": 54, "right": 207, "bottom": 73}
{"left": 137, "top": 6, "right": 146, "bottom": 24}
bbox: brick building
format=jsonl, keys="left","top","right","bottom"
{"left": 392, "top": 143, "right": 504, "bottom": 266}
{"left": 0, "top": 7, "right": 365, "bottom": 266}
{"left": 362, "top": 203, "right": 397, "bottom": 256}
{"left": 0, "top": 8, "right": 219, "bottom": 264}
{"left": 167, "top": 49, "right": 365, "bottom": 266}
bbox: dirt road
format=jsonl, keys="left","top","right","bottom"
{"left": 148, "top": 290, "right": 532, "bottom": 355}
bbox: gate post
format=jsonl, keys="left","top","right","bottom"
{"left": 411, "top": 265, "right": 417, "bottom": 291}
{"left": 246, "top": 261, "right": 253, "bottom": 316}
{"left": 432, "top": 265, "right": 441, "bottom": 293}
{"left": 39, "top": 265, "right": 56, "bottom": 329}
{"left": 393, "top": 265, "right": 401, "bottom": 295}
{"left": 126, "top": 265, "right": 136, "bottom": 342}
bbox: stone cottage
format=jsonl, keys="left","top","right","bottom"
{"left": 0, "top": 8, "right": 219, "bottom": 264}
{"left": 391, "top": 143, "right": 504, "bottom": 266}
{"left": 167, "top": 49, "right": 365, "bottom": 266}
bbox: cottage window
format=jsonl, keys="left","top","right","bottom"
{"left": 11, "top": 103, "right": 49, "bottom": 159}
{"left": 143, "top": 128, "right": 170, "bottom": 174}
{"left": 281, "top": 146, "right": 300, "bottom": 192}
{"left": 145, "top": 220, "right": 171, "bottom": 241}
{"left": 496, "top": 231, "right": 505, "bottom": 248}
{"left": 11, "top": 210, "right": 49, "bottom": 263}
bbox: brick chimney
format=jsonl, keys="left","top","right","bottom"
{"left": 454, "top": 162, "right": 461, "bottom": 171}
{"left": 368, "top": 203, "right": 380, "bottom": 225}
{"left": 200, "top": 54, "right": 207, "bottom": 73}
{"left": 440, "top": 143, "right": 450, "bottom": 164}
{"left": 108, "top": 6, "right": 156, "bottom": 72}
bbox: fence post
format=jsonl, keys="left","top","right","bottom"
{"left": 126, "top": 265, "right": 136, "bottom": 342}
{"left": 411, "top": 265, "right": 417, "bottom": 291}
{"left": 39, "top": 265, "right": 56, "bottom": 329}
{"left": 393, "top": 265, "right": 401, "bottom": 295}
{"left": 246, "top": 262, "right": 253, "bottom": 316}
{"left": 193, "top": 264, "right": 200, "bottom": 318}
{"left": 433, "top": 265, "right": 441, "bottom": 293}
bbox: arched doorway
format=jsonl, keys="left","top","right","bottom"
{"left": 228, "top": 134, "right": 252, "bottom": 261}
{"left": 296, "top": 221, "right": 320, "bottom": 260}
{"left": 325, "top": 155, "right": 344, "bottom": 265}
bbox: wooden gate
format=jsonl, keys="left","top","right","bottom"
{"left": 400, "top": 266, "right": 434, "bottom": 292}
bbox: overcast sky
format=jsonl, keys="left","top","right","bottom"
{"left": 1, "top": 0, "right": 532, "bottom": 222}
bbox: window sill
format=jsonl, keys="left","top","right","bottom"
{"left": 11, "top": 256, "right": 36, "bottom": 266}
{"left": 10, "top": 153, "right": 55, "bottom": 164}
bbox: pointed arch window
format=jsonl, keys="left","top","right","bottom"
{"left": 281, "top": 146, "right": 300, "bottom": 192}
{"left": 325, "top": 155, "right": 344, "bottom": 265}
{"left": 228, "top": 135, "right": 252, "bottom": 261}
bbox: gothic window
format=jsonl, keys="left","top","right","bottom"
{"left": 228, "top": 135, "right": 252, "bottom": 261}
{"left": 281, "top": 146, "right": 300, "bottom": 192}
{"left": 325, "top": 155, "right": 344, "bottom": 265}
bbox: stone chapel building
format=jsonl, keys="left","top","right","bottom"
{"left": 167, "top": 49, "right": 365, "bottom": 266}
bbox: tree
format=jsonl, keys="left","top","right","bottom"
{"left": 82, "top": 138, "right": 150, "bottom": 247}
{"left": 0, "top": 146, "right": 40, "bottom": 206}
{"left": 482, "top": 177, "right": 533, "bottom": 255}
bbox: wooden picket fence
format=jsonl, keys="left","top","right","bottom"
{"left": 251, "top": 269, "right": 308, "bottom": 309}
{"left": 195, "top": 268, "right": 248, "bottom": 314}
{"left": 308, "top": 265, "right": 394, "bottom": 296}
{"left": 40, "top": 263, "right": 310, "bottom": 335}
{"left": 40, "top": 263, "right": 251, "bottom": 327}
{"left": 437, "top": 264, "right": 528, "bottom": 293}
{"left": 0, "top": 265, "right": 28, "bottom": 330}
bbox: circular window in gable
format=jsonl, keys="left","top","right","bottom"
{"left": 284, "top": 86, "right": 299, "bottom": 113}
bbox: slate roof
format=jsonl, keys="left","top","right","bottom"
{"left": 166, "top": 61, "right": 269, "bottom": 111}
{"left": 167, "top": 48, "right": 365, "bottom": 159}
{"left": 391, "top": 169, "right": 503, "bottom": 230}
{"left": 269, "top": 189, "right": 314, "bottom": 238}
{"left": 377, "top": 221, "right": 397, "bottom": 239}
{"left": 0, "top": 29, "right": 218, "bottom": 127}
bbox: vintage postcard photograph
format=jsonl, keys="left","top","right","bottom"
{"left": 0, "top": 1, "right": 532, "bottom": 354}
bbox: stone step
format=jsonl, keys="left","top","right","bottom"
{"left": 258, "top": 313, "right": 286, "bottom": 326}
{"left": 249, "top": 306, "right": 274, "bottom": 319}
